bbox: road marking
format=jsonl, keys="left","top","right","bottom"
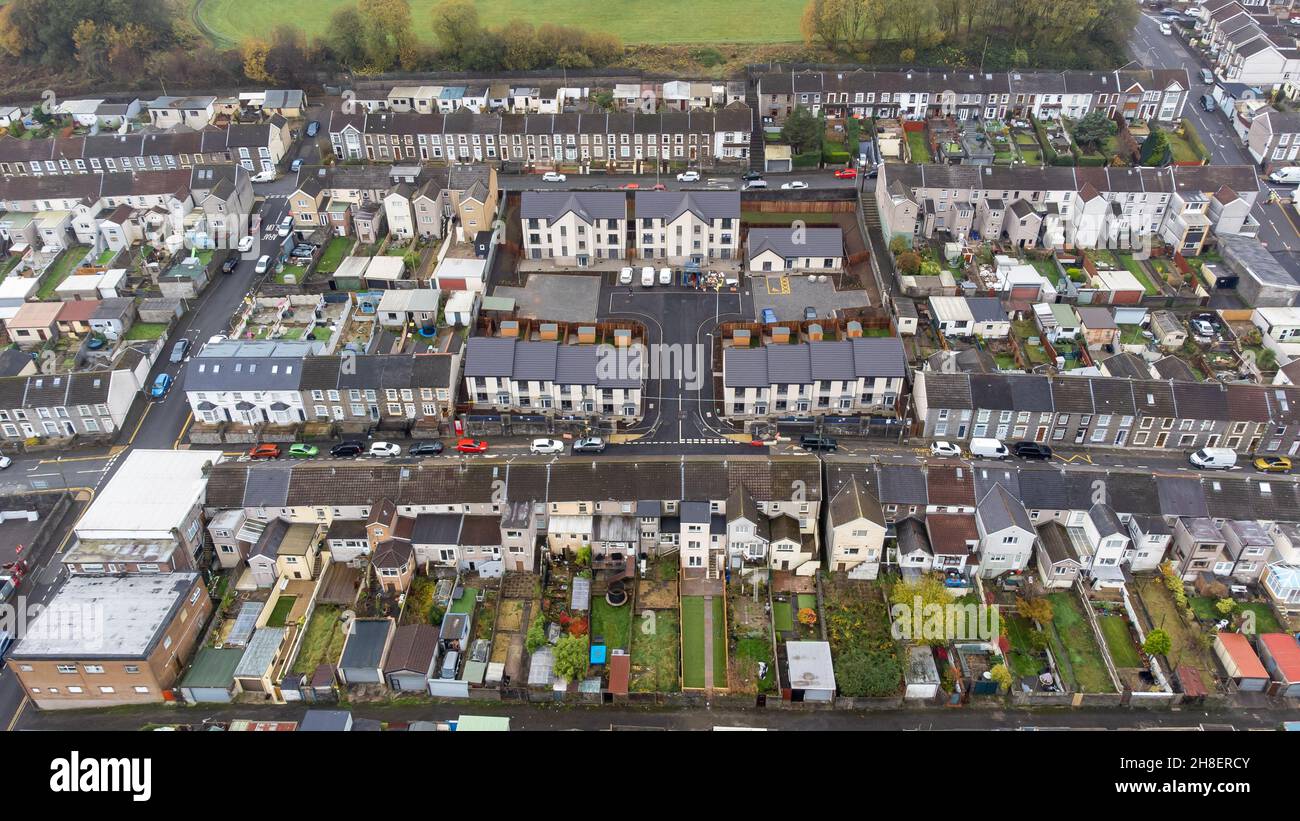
{"left": 127, "top": 402, "right": 153, "bottom": 444}
{"left": 5, "top": 695, "right": 27, "bottom": 732}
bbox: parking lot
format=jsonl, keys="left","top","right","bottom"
{"left": 749, "top": 273, "right": 871, "bottom": 322}
{"left": 494, "top": 273, "right": 602, "bottom": 323}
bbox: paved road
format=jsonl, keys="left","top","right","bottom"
{"left": 498, "top": 169, "right": 857, "bottom": 193}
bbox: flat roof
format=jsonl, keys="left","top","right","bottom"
{"left": 455, "top": 715, "right": 510, "bottom": 731}
{"left": 785, "top": 640, "right": 835, "bottom": 691}
{"left": 364, "top": 256, "right": 406, "bottom": 281}
{"left": 75, "top": 449, "right": 223, "bottom": 540}
{"left": 11, "top": 573, "right": 199, "bottom": 659}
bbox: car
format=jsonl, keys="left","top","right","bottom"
{"left": 277, "top": 216, "right": 294, "bottom": 238}
{"left": 248, "top": 443, "right": 281, "bottom": 460}
{"left": 169, "top": 338, "right": 189, "bottom": 363}
{"left": 803, "top": 306, "right": 818, "bottom": 321}
{"left": 1254, "top": 455, "right": 1292, "bottom": 473}
{"left": 620, "top": 182, "right": 639, "bottom": 190}
{"left": 1269, "top": 166, "right": 1300, "bottom": 184}
{"left": 618, "top": 266, "right": 634, "bottom": 285}
{"left": 250, "top": 170, "right": 276, "bottom": 183}
{"left": 651, "top": 183, "right": 667, "bottom": 191}
{"left": 290, "top": 158, "right": 304, "bottom": 173}
{"left": 760, "top": 308, "right": 778, "bottom": 324}
{"left": 0, "top": 631, "right": 13, "bottom": 662}
{"left": 541, "top": 171, "right": 566, "bottom": 182}
{"left": 254, "top": 255, "right": 272, "bottom": 274}
{"left": 742, "top": 170, "right": 764, "bottom": 182}
{"left": 306, "top": 121, "right": 320, "bottom": 138}
{"left": 1159, "top": 22, "right": 1172, "bottom": 34}
{"left": 659, "top": 267, "right": 672, "bottom": 285}
{"left": 742, "top": 179, "right": 767, "bottom": 189}
{"left": 149, "top": 373, "right": 173, "bottom": 399}
{"left": 799, "top": 434, "right": 838, "bottom": 452}
{"left": 641, "top": 266, "right": 655, "bottom": 287}
{"left": 330, "top": 441, "right": 364, "bottom": 457}
{"left": 930, "top": 441, "right": 962, "bottom": 458}
{"left": 368, "top": 442, "right": 402, "bottom": 458}
{"left": 1012, "top": 441, "right": 1054, "bottom": 460}
{"left": 530, "top": 438, "right": 565, "bottom": 455}
{"left": 1200, "top": 68, "right": 1215, "bottom": 84}
{"left": 288, "top": 444, "right": 319, "bottom": 458}
{"left": 409, "top": 441, "right": 445, "bottom": 456}
{"left": 572, "top": 437, "right": 606, "bottom": 454}
{"left": 677, "top": 171, "right": 700, "bottom": 182}
{"left": 221, "top": 251, "right": 240, "bottom": 274}
{"left": 290, "top": 244, "right": 317, "bottom": 259}
{"left": 780, "top": 181, "right": 809, "bottom": 190}
{"left": 589, "top": 183, "right": 609, "bottom": 190}
{"left": 207, "top": 334, "right": 228, "bottom": 345}
{"left": 238, "top": 235, "right": 256, "bottom": 253}
{"left": 0, "top": 455, "right": 11, "bottom": 470}
{"left": 1191, "top": 319, "right": 1216, "bottom": 338}
{"left": 1200, "top": 94, "right": 1215, "bottom": 112}
{"left": 456, "top": 438, "right": 489, "bottom": 453}
{"left": 834, "top": 168, "right": 858, "bottom": 179}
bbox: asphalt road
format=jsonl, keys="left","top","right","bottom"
{"left": 498, "top": 169, "right": 858, "bottom": 193}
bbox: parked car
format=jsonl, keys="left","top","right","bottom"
{"left": 254, "top": 255, "right": 272, "bottom": 274}
{"left": 306, "top": 121, "right": 320, "bottom": 138}
{"left": 456, "top": 438, "right": 489, "bottom": 453}
{"left": 207, "top": 334, "right": 228, "bottom": 346}
{"left": 1159, "top": 22, "right": 1172, "bottom": 35}
{"left": 409, "top": 441, "right": 445, "bottom": 456}
{"left": 1191, "top": 319, "right": 1216, "bottom": 338}
{"left": 290, "top": 244, "right": 317, "bottom": 260}
{"left": 799, "top": 434, "right": 838, "bottom": 452}
{"left": 742, "top": 179, "right": 767, "bottom": 190}
{"left": 149, "top": 373, "right": 173, "bottom": 399}
{"left": 651, "top": 183, "right": 667, "bottom": 191}
{"left": 221, "top": 251, "right": 240, "bottom": 274}
{"left": 440, "top": 650, "right": 459, "bottom": 679}
{"left": 248, "top": 443, "right": 281, "bottom": 460}
{"left": 641, "top": 266, "right": 655, "bottom": 287}
{"left": 530, "top": 438, "right": 565, "bottom": 455}
{"left": 930, "top": 441, "right": 962, "bottom": 458}
{"left": 1253, "top": 455, "right": 1292, "bottom": 473}
{"left": 969, "top": 437, "right": 1009, "bottom": 459}
{"left": 620, "top": 182, "right": 639, "bottom": 190}
{"left": 803, "top": 306, "right": 818, "bottom": 321}
{"left": 677, "top": 171, "right": 700, "bottom": 182}
{"left": 541, "top": 171, "right": 566, "bottom": 182}
{"left": 169, "top": 338, "right": 190, "bottom": 363}
{"left": 0, "top": 455, "right": 11, "bottom": 470}
{"left": 368, "top": 442, "right": 402, "bottom": 458}
{"left": 251, "top": 170, "right": 276, "bottom": 183}
{"left": 742, "top": 170, "right": 764, "bottom": 182}
{"left": 834, "top": 168, "right": 858, "bottom": 179}
{"left": 1012, "top": 441, "right": 1054, "bottom": 460}
{"left": 659, "top": 267, "right": 672, "bottom": 285}
{"left": 277, "top": 216, "right": 294, "bottom": 237}
{"left": 238, "top": 235, "right": 256, "bottom": 253}
{"left": 618, "top": 266, "right": 634, "bottom": 285}
{"left": 288, "top": 444, "right": 319, "bottom": 458}
{"left": 780, "top": 181, "right": 808, "bottom": 190}
{"left": 1200, "top": 94, "right": 1215, "bottom": 112}
{"left": 1199, "top": 68, "right": 1215, "bottom": 84}
{"left": 330, "top": 441, "right": 364, "bottom": 457}
{"left": 1189, "top": 447, "right": 1237, "bottom": 469}
{"left": 760, "top": 308, "right": 778, "bottom": 324}
{"left": 1269, "top": 166, "right": 1300, "bottom": 184}
{"left": 290, "top": 159, "right": 304, "bottom": 172}
{"left": 572, "top": 437, "right": 606, "bottom": 454}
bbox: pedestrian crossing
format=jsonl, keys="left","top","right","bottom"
{"left": 625, "top": 437, "right": 744, "bottom": 446}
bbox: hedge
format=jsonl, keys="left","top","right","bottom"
{"left": 792, "top": 151, "right": 821, "bottom": 169}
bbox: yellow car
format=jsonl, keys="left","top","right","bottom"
{"left": 1253, "top": 455, "right": 1292, "bottom": 473}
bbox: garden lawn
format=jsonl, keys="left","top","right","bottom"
{"left": 449, "top": 587, "right": 477, "bottom": 615}
{"left": 735, "top": 637, "right": 776, "bottom": 693}
{"left": 1135, "top": 578, "right": 1217, "bottom": 693}
{"left": 124, "top": 322, "right": 168, "bottom": 341}
{"left": 680, "top": 596, "right": 726, "bottom": 688}
{"left": 266, "top": 596, "right": 296, "bottom": 628}
{"left": 592, "top": 598, "right": 632, "bottom": 651}
{"left": 1239, "top": 602, "right": 1283, "bottom": 635}
{"left": 36, "top": 246, "right": 89, "bottom": 300}
{"left": 907, "top": 131, "right": 931, "bottom": 163}
{"left": 772, "top": 599, "right": 794, "bottom": 632}
{"left": 1098, "top": 615, "right": 1142, "bottom": 668}
{"left": 1004, "top": 614, "right": 1045, "bottom": 679}
{"left": 291, "top": 605, "right": 347, "bottom": 674}
{"left": 1115, "top": 253, "right": 1161, "bottom": 296}
{"left": 1046, "top": 592, "right": 1114, "bottom": 692}
{"left": 629, "top": 609, "right": 680, "bottom": 692}
{"left": 314, "top": 236, "right": 353, "bottom": 274}
{"left": 197, "top": 0, "right": 808, "bottom": 46}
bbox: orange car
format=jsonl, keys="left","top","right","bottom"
{"left": 248, "top": 443, "right": 281, "bottom": 460}
{"left": 621, "top": 182, "right": 639, "bottom": 190}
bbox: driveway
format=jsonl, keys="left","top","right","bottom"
{"left": 751, "top": 274, "right": 870, "bottom": 322}
{"left": 493, "top": 274, "right": 602, "bottom": 323}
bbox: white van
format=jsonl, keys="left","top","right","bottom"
{"left": 1269, "top": 166, "right": 1300, "bottom": 184}
{"left": 1189, "top": 447, "right": 1237, "bottom": 470}
{"left": 641, "top": 266, "right": 655, "bottom": 287}
{"left": 969, "top": 437, "right": 1009, "bottom": 459}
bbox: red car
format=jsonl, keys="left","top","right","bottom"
{"left": 456, "top": 438, "right": 489, "bottom": 453}
{"left": 834, "top": 168, "right": 858, "bottom": 179}
{"left": 620, "top": 182, "right": 639, "bottom": 190}
{"left": 248, "top": 443, "right": 281, "bottom": 460}
{"left": 651, "top": 183, "right": 667, "bottom": 191}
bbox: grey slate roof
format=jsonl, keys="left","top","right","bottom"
{"left": 520, "top": 191, "right": 626, "bottom": 222}
{"left": 1088, "top": 503, "right": 1125, "bottom": 538}
{"left": 340, "top": 619, "right": 393, "bottom": 670}
{"left": 464, "top": 338, "right": 637, "bottom": 388}
{"left": 411, "top": 513, "right": 462, "bottom": 545}
{"left": 635, "top": 190, "right": 739, "bottom": 221}
{"left": 724, "top": 339, "right": 906, "bottom": 387}
{"left": 747, "top": 227, "right": 843, "bottom": 260}
{"left": 976, "top": 484, "right": 1032, "bottom": 533}
{"left": 965, "top": 297, "right": 1008, "bottom": 323}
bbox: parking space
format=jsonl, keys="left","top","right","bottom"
{"left": 493, "top": 273, "right": 602, "bottom": 323}
{"left": 749, "top": 274, "right": 871, "bottom": 322}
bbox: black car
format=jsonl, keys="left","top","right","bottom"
{"left": 221, "top": 251, "right": 240, "bottom": 274}
{"left": 409, "top": 441, "right": 445, "bottom": 456}
{"left": 1012, "top": 441, "right": 1054, "bottom": 460}
{"left": 742, "top": 170, "right": 764, "bottom": 182}
{"left": 330, "top": 441, "right": 364, "bottom": 458}
{"left": 799, "top": 434, "right": 838, "bottom": 452}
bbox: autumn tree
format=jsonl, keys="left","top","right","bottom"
{"left": 1017, "top": 596, "right": 1054, "bottom": 625}
{"left": 1142, "top": 629, "right": 1172, "bottom": 657}
{"left": 242, "top": 40, "right": 273, "bottom": 85}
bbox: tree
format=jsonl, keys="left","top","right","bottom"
{"left": 896, "top": 251, "right": 922, "bottom": 276}
{"left": 888, "top": 235, "right": 911, "bottom": 255}
{"left": 1072, "top": 110, "right": 1116, "bottom": 152}
{"left": 324, "top": 7, "right": 368, "bottom": 67}
{"left": 1214, "top": 598, "right": 1236, "bottom": 616}
{"left": 1017, "top": 596, "right": 1054, "bottom": 625}
{"left": 989, "top": 662, "right": 1013, "bottom": 691}
{"left": 525, "top": 614, "right": 547, "bottom": 653}
{"left": 242, "top": 39, "right": 274, "bottom": 85}
{"left": 553, "top": 634, "right": 589, "bottom": 681}
{"left": 890, "top": 574, "right": 957, "bottom": 645}
{"left": 1142, "top": 628, "right": 1172, "bottom": 657}
{"left": 780, "top": 105, "right": 822, "bottom": 155}
{"left": 1140, "top": 128, "right": 1171, "bottom": 167}
{"left": 432, "top": 0, "right": 482, "bottom": 61}
{"left": 1027, "top": 628, "right": 1051, "bottom": 652}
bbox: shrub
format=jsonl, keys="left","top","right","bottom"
{"left": 1143, "top": 629, "right": 1173, "bottom": 657}
{"left": 896, "top": 251, "right": 922, "bottom": 275}
{"left": 525, "top": 613, "right": 547, "bottom": 653}
{"left": 797, "top": 607, "right": 818, "bottom": 626}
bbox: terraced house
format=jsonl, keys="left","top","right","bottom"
{"left": 633, "top": 191, "right": 740, "bottom": 264}
{"left": 326, "top": 104, "right": 753, "bottom": 173}
{"left": 914, "top": 370, "right": 1300, "bottom": 454}
{"left": 0, "top": 368, "right": 138, "bottom": 440}
{"left": 876, "top": 163, "right": 1260, "bottom": 249}
{"left": 721, "top": 338, "right": 908, "bottom": 425}
{"left": 521, "top": 191, "right": 627, "bottom": 266}
{"left": 756, "top": 68, "right": 1189, "bottom": 124}
{"left": 463, "top": 337, "right": 643, "bottom": 423}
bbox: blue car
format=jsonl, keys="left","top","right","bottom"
{"left": 760, "top": 308, "right": 778, "bottom": 324}
{"left": 150, "top": 372, "right": 173, "bottom": 399}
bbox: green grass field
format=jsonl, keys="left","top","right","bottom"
{"left": 1098, "top": 615, "right": 1141, "bottom": 668}
{"left": 195, "top": 0, "right": 805, "bottom": 47}
{"left": 681, "top": 596, "right": 726, "bottom": 689}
